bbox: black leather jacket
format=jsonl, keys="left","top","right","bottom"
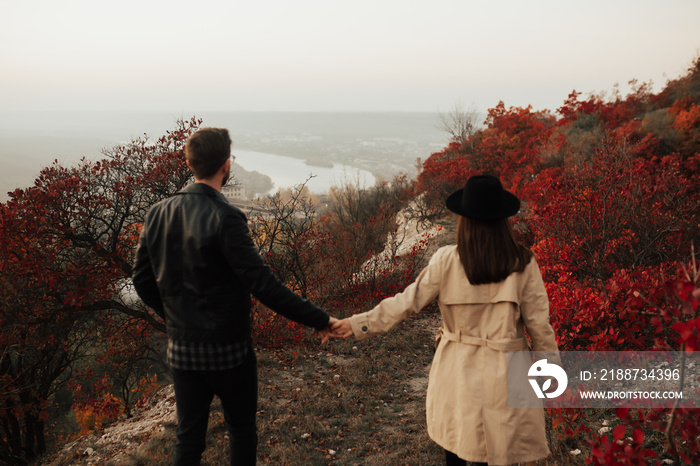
{"left": 132, "top": 183, "right": 329, "bottom": 343}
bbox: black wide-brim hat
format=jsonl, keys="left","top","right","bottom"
{"left": 445, "top": 175, "right": 520, "bottom": 220}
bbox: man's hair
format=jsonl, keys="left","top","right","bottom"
{"left": 185, "top": 127, "right": 232, "bottom": 179}
{"left": 456, "top": 215, "right": 533, "bottom": 285}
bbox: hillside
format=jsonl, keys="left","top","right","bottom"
{"left": 41, "top": 313, "right": 443, "bottom": 466}
{"left": 2, "top": 56, "right": 700, "bottom": 465}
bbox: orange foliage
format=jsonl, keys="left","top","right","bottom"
{"left": 73, "top": 394, "right": 122, "bottom": 436}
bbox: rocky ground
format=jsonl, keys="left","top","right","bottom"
{"left": 40, "top": 311, "right": 443, "bottom": 466}
{"left": 42, "top": 385, "right": 178, "bottom": 465}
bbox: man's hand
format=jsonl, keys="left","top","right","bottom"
{"left": 319, "top": 317, "right": 339, "bottom": 344}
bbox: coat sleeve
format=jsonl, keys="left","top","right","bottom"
{"left": 348, "top": 249, "right": 442, "bottom": 341}
{"left": 520, "top": 259, "right": 560, "bottom": 362}
{"left": 132, "top": 223, "right": 166, "bottom": 318}
{"left": 220, "top": 209, "right": 330, "bottom": 330}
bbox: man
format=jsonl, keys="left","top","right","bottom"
{"left": 132, "top": 127, "right": 335, "bottom": 465}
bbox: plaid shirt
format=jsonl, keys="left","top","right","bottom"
{"left": 167, "top": 339, "right": 249, "bottom": 371}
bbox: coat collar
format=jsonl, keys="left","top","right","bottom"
{"left": 178, "top": 182, "right": 227, "bottom": 202}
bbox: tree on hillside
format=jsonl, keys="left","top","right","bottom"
{"left": 436, "top": 102, "right": 481, "bottom": 148}
{"left": 416, "top": 103, "right": 555, "bottom": 223}
{"left": 476, "top": 102, "right": 555, "bottom": 187}
{"left": 246, "top": 174, "right": 431, "bottom": 347}
{"left": 325, "top": 175, "right": 415, "bottom": 265}
{"left": 0, "top": 118, "right": 201, "bottom": 464}
{"left": 654, "top": 55, "right": 700, "bottom": 109}
{"left": 413, "top": 142, "right": 476, "bottom": 223}
{"left": 524, "top": 139, "right": 699, "bottom": 283}
{"left": 0, "top": 204, "right": 98, "bottom": 464}
{"left": 248, "top": 177, "right": 329, "bottom": 302}
{"left": 320, "top": 175, "right": 431, "bottom": 312}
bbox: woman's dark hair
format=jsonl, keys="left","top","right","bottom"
{"left": 456, "top": 215, "right": 533, "bottom": 285}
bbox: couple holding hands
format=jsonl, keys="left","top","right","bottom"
{"left": 133, "top": 127, "right": 559, "bottom": 466}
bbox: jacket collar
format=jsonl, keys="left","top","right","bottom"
{"left": 178, "top": 182, "right": 227, "bottom": 201}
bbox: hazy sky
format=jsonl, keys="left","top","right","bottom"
{"left": 2, "top": 0, "right": 699, "bottom": 114}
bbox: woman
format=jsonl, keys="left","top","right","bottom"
{"left": 331, "top": 175, "right": 559, "bottom": 465}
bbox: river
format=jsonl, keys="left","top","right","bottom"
{"left": 233, "top": 149, "right": 375, "bottom": 194}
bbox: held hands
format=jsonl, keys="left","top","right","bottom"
{"left": 318, "top": 317, "right": 354, "bottom": 343}
{"left": 330, "top": 318, "right": 353, "bottom": 339}
{"left": 318, "top": 317, "right": 338, "bottom": 344}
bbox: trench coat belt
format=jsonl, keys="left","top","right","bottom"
{"left": 440, "top": 328, "right": 528, "bottom": 352}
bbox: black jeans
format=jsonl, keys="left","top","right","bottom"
{"left": 445, "top": 449, "right": 487, "bottom": 466}
{"left": 171, "top": 348, "right": 258, "bottom": 465}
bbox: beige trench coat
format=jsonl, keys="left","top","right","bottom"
{"left": 348, "top": 245, "right": 559, "bottom": 465}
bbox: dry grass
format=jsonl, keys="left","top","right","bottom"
{"left": 42, "top": 309, "right": 446, "bottom": 465}
{"left": 42, "top": 308, "right": 614, "bottom": 465}
{"left": 251, "top": 310, "right": 443, "bottom": 465}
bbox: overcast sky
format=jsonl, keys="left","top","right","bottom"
{"left": 2, "top": 0, "right": 699, "bottom": 114}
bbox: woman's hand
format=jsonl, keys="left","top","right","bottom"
{"left": 330, "top": 318, "right": 354, "bottom": 339}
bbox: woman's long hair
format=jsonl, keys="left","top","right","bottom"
{"left": 456, "top": 215, "right": 533, "bottom": 285}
